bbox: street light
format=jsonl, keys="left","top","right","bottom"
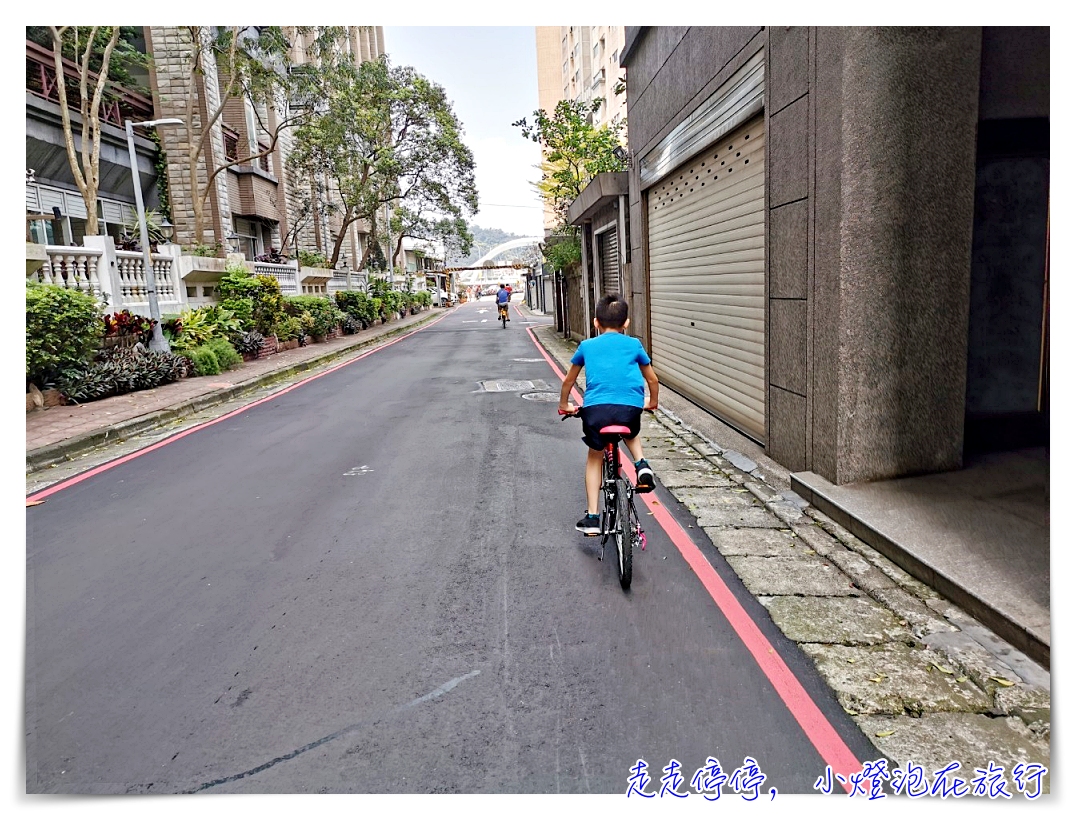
{"left": 159, "top": 217, "right": 174, "bottom": 243}
{"left": 126, "top": 117, "right": 183, "bottom": 352}
{"left": 225, "top": 231, "right": 241, "bottom": 255}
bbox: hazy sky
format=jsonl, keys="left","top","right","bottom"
{"left": 383, "top": 27, "right": 545, "bottom": 239}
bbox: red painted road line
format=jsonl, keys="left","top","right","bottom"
{"left": 27, "top": 308, "right": 459, "bottom": 503}
{"left": 526, "top": 324, "right": 863, "bottom": 791}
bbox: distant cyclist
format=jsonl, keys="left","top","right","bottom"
{"left": 496, "top": 283, "right": 511, "bottom": 322}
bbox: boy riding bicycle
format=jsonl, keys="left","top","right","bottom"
{"left": 559, "top": 294, "right": 659, "bottom": 535}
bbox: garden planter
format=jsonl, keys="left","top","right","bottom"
{"left": 257, "top": 334, "right": 279, "bottom": 359}
{"left": 101, "top": 334, "right": 142, "bottom": 352}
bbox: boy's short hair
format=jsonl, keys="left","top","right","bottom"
{"left": 595, "top": 294, "right": 629, "bottom": 328}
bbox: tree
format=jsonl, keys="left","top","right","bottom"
{"left": 175, "top": 26, "right": 343, "bottom": 245}
{"left": 513, "top": 99, "right": 625, "bottom": 266}
{"left": 288, "top": 58, "right": 478, "bottom": 269}
{"left": 33, "top": 26, "right": 146, "bottom": 237}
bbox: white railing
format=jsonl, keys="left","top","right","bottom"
{"left": 115, "top": 251, "right": 178, "bottom": 304}
{"left": 254, "top": 261, "right": 298, "bottom": 295}
{"left": 328, "top": 271, "right": 369, "bottom": 293}
{"left": 37, "top": 246, "right": 105, "bottom": 298}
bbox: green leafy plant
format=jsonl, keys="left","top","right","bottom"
{"left": 415, "top": 290, "right": 432, "bottom": 308}
{"left": 232, "top": 330, "right": 265, "bottom": 355}
{"left": 188, "top": 346, "right": 221, "bottom": 376}
{"left": 26, "top": 282, "right": 101, "bottom": 389}
{"left": 217, "top": 268, "right": 286, "bottom": 336}
{"left": 204, "top": 337, "right": 242, "bottom": 371}
{"left": 284, "top": 295, "right": 338, "bottom": 337}
{"left": 334, "top": 291, "right": 376, "bottom": 328}
{"left": 297, "top": 249, "right": 330, "bottom": 269}
{"left": 272, "top": 316, "right": 304, "bottom": 342}
{"left": 188, "top": 242, "right": 223, "bottom": 257}
{"left": 57, "top": 347, "right": 192, "bottom": 403}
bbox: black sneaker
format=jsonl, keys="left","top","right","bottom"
{"left": 635, "top": 460, "right": 656, "bottom": 493}
{"left": 575, "top": 513, "right": 601, "bottom": 536}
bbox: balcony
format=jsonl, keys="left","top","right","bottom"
{"left": 25, "top": 39, "right": 153, "bottom": 128}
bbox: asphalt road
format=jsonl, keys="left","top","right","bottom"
{"left": 26, "top": 299, "right": 878, "bottom": 795}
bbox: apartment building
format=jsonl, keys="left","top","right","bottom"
{"left": 149, "top": 26, "right": 384, "bottom": 264}
{"left": 534, "top": 25, "right": 627, "bottom": 233}
{"left": 27, "top": 26, "right": 384, "bottom": 268}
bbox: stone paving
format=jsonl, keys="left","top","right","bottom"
{"left": 532, "top": 322, "right": 1050, "bottom": 792}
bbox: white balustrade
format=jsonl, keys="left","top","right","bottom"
{"left": 254, "top": 262, "right": 299, "bottom": 295}
{"left": 38, "top": 246, "right": 105, "bottom": 298}
{"left": 114, "top": 250, "right": 179, "bottom": 310}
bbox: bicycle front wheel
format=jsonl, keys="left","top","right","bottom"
{"left": 615, "top": 477, "right": 633, "bottom": 590}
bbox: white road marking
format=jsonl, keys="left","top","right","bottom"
{"left": 343, "top": 465, "right": 374, "bottom": 476}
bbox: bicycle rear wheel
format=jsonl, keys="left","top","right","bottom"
{"left": 615, "top": 477, "right": 633, "bottom": 590}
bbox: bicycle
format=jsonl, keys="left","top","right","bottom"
{"left": 559, "top": 408, "right": 647, "bottom": 590}
{"left": 497, "top": 302, "right": 509, "bottom": 328}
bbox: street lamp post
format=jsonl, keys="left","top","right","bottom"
{"left": 125, "top": 117, "right": 183, "bottom": 352}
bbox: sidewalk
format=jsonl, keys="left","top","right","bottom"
{"left": 527, "top": 313, "right": 1049, "bottom": 786}
{"left": 26, "top": 307, "right": 447, "bottom": 472}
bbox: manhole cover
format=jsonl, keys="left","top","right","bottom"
{"left": 479, "top": 379, "right": 556, "bottom": 392}
{"left": 521, "top": 392, "right": 560, "bottom": 402}
{"left": 480, "top": 380, "right": 536, "bottom": 392}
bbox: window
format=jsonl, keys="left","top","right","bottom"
{"left": 611, "top": 49, "right": 619, "bottom": 65}
{"left": 593, "top": 43, "right": 600, "bottom": 60}
{"left": 574, "top": 70, "right": 580, "bottom": 87}
{"left": 562, "top": 60, "right": 568, "bottom": 76}
{"left": 233, "top": 217, "right": 262, "bottom": 259}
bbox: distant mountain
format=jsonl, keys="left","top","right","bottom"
{"left": 449, "top": 224, "right": 530, "bottom": 267}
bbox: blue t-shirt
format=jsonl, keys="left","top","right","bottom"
{"left": 571, "top": 332, "right": 651, "bottom": 408}
{"left": 496, "top": 288, "right": 510, "bottom": 304}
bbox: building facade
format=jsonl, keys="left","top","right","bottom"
{"left": 534, "top": 25, "right": 628, "bottom": 234}
{"left": 619, "top": 26, "right": 1049, "bottom": 486}
{"left": 149, "top": 26, "right": 384, "bottom": 265}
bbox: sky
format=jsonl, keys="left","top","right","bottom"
{"left": 383, "top": 27, "right": 545, "bottom": 240}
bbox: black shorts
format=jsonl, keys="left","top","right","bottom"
{"left": 580, "top": 403, "right": 642, "bottom": 451}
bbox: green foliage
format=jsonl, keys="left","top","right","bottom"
{"left": 232, "top": 330, "right": 265, "bottom": 355}
{"left": 298, "top": 249, "right": 330, "bottom": 268}
{"left": 219, "top": 296, "right": 254, "bottom": 330}
{"left": 57, "top": 348, "right": 191, "bottom": 403}
{"left": 217, "top": 269, "right": 286, "bottom": 335}
{"left": 334, "top": 291, "right": 377, "bottom": 327}
{"left": 272, "top": 316, "right": 304, "bottom": 342}
{"left": 26, "top": 282, "right": 101, "bottom": 388}
{"left": 148, "top": 130, "right": 172, "bottom": 222}
{"left": 168, "top": 306, "right": 242, "bottom": 350}
{"left": 514, "top": 99, "right": 626, "bottom": 230}
{"left": 188, "top": 242, "right": 223, "bottom": 257}
{"left": 284, "top": 295, "right": 339, "bottom": 337}
{"left": 204, "top": 337, "right": 242, "bottom": 371}
{"left": 543, "top": 235, "right": 582, "bottom": 272}
{"left": 288, "top": 56, "right": 478, "bottom": 269}
{"left": 188, "top": 346, "right": 221, "bottom": 376}
{"left": 415, "top": 290, "right": 432, "bottom": 308}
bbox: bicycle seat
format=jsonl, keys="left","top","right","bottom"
{"left": 599, "top": 425, "right": 632, "bottom": 435}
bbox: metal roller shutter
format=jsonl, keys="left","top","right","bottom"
{"left": 647, "top": 115, "right": 765, "bottom": 439}
{"left": 599, "top": 227, "right": 619, "bottom": 296}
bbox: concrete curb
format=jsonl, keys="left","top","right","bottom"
{"left": 26, "top": 310, "right": 445, "bottom": 474}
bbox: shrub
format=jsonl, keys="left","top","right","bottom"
{"left": 219, "top": 296, "right": 255, "bottom": 330}
{"left": 284, "top": 295, "right": 338, "bottom": 337}
{"left": 27, "top": 282, "right": 101, "bottom": 388}
{"left": 340, "top": 314, "right": 358, "bottom": 334}
{"left": 415, "top": 290, "right": 432, "bottom": 308}
{"left": 335, "top": 291, "right": 376, "bottom": 327}
{"left": 168, "top": 306, "right": 243, "bottom": 351}
{"left": 217, "top": 267, "right": 286, "bottom": 336}
{"left": 188, "top": 346, "right": 221, "bottom": 376}
{"left": 272, "top": 316, "right": 304, "bottom": 342}
{"left": 204, "top": 337, "right": 242, "bottom": 370}
{"left": 57, "top": 348, "right": 192, "bottom": 403}
{"left": 103, "top": 309, "right": 156, "bottom": 343}
{"left": 297, "top": 249, "right": 330, "bottom": 268}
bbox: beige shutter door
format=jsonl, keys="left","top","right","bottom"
{"left": 599, "top": 228, "right": 619, "bottom": 296}
{"left": 647, "top": 115, "right": 765, "bottom": 439}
